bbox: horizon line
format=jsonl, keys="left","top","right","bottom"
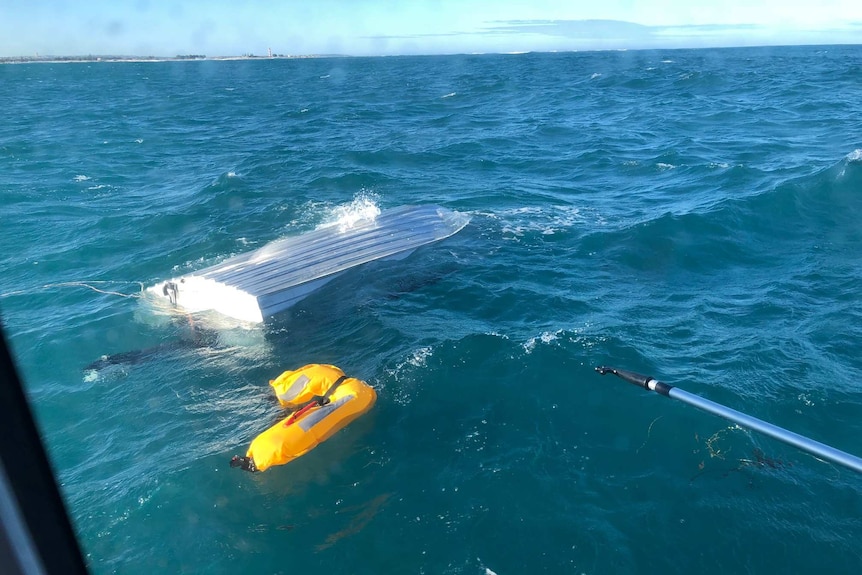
{"left": 2, "top": 41, "right": 861, "bottom": 62}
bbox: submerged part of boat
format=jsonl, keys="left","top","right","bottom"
{"left": 147, "top": 204, "right": 469, "bottom": 323}
{"left": 231, "top": 364, "right": 377, "bottom": 472}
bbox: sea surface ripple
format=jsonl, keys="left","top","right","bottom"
{"left": 1, "top": 45, "right": 861, "bottom": 574}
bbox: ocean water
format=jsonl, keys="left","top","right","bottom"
{"left": 2, "top": 45, "right": 862, "bottom": 574}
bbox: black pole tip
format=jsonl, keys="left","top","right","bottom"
{"left": 594, "top": 366, "right": 655, "bottom": 389}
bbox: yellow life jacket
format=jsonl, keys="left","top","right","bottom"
{"left": 246, "top": 365, "right": 376, "bottom": 472}
{"left": 269, "top": 364, "right": 347, "bottom": 408}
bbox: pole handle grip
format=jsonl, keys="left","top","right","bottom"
{"left": 595, "top": 366, "right": 654, "bottom": 389}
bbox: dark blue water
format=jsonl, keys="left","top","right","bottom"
{"left": 2, "top": 45, "right": 862, "bottom": 574}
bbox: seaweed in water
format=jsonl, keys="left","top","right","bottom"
{"left": 689, "top": 426, "right": 791, "bottom": 483}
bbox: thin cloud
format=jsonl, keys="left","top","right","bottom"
{"left": 483, "top": 19, "right": 653, "bottom": 38}
{"left": 467, "top": 19, "right": 862, "bottom": 48}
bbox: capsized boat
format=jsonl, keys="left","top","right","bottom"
{"left": 230, "top": 364, "right": 376, "bottom": 472}
{"left": 147, "top": 204, "right": 469, "bottom": 323}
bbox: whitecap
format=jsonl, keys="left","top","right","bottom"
{"left": 797, "top": 393, "right": 814, "bottom": 407}
{"left": 406, "top": 346, "right": 433, "bottom": 367}
{"left": 484, "top": 331, "right": 509, "bottom": 339}
{"left": 384, "top": 345, "right": 438, "bottom": 406}
{"left": 490, "top": 205, "right": 585, "bottom": 240}
{"left": 478, "top": 558, "right": 499, "bottom": 575}
{"left": 590, "top": 73, "right": 602, "bottom": 79}
{"left": 317, "top": 194, "right": 382, "bottom": 232}
{"left": 846, "top": 149, "right": 862, "bottom": 162}
{"left": 74, "top": 174, "right": 90, "bottom": 181}
{"left": 502, "top": 225, "right": 525, "bottom": 239}
{"left": 442, "top": 92, "right": 456, "bottom": 98}
{"left": 657, "top": 162, "right": 676, "bottom": 171}
{"left": 522, "top": 330, "right": 562, "bottom": 353}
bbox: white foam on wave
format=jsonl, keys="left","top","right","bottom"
{"left": 170, "top": 256, "right": 207, "bottom": 273}
{"left": 317, "top": 193, "right": 382, "bottom": 232}
{"left": 384, "top": 345, "right": 436, "bottom": 406}
{"left": 407, "top": 346, "right": 433, "bottom": 367}
{"left": 520, "top": 325, "right": 605, "bottom": 355}
{"left": 386, "top": 345, "right": 434, "bottom": 378}
{"left": 479, "top": 205, "right": 586, "bottom": 240}
{"left": 74, "top": 174, "right": 90, "bottom": 181}
{"left": 590, "top": 72, "right": 602, "bottom": 79}
{"left": 522, "top": 329, "right": 562, "bottom": 353}
{"left": 846, "top": 149, "right": 862, "bottom": 163}
{"left": 442, "top": 92, "right": 456, "bottom": 98}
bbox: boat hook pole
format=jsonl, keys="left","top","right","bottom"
{"left": 595, "top": 366, "right": 862, "bottom": 475}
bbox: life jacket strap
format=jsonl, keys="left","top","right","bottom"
{"left": 284, "top": 375, "right": 349, "bottom": 427}
{"left": 313, "top": 375, "right": 349, "bottom": 406}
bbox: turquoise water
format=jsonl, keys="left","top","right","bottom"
{"left": 2, "top": 45, "right": 862, "bottom": 573}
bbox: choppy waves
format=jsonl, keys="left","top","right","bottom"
{"left": 2, "top": 46, "right": 862, "bottom": 574}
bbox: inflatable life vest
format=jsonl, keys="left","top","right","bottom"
{"left": 235, "top": 364, "right": 376, "bottom": 472}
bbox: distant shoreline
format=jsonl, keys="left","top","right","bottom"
{"left": 2, "top": 44, "right": 858, "bottom": 64}
{"left": 0, "top": 54, "right": 338, "bottom": 64}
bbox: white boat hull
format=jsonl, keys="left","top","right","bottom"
{"left": 147, "top": 205, "right": 469, "bottom": 323}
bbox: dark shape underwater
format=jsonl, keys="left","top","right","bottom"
{"left": 83, "top": 328, "right": 220, "bottom": 374}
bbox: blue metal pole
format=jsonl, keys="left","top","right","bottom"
{"left": 595, "top": 366, "right": 862, "bottom": 475}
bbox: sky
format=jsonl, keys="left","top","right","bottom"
{"left": 1, "top": 0, "right": 860, "bottom": 57}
